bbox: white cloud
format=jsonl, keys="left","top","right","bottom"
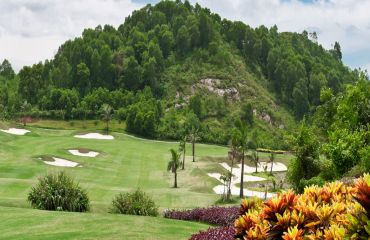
{"left": 0, "top": 0, "right": 142, "bottom": 71}
{"left": 1, "top": 0, "right": 370, "bottom": 72}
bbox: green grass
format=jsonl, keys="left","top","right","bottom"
{"left": 0, "top": 120, "right": 230, "bottom": 239}
{"left": 0, "top": 206, "right": 209, "bottom": 240}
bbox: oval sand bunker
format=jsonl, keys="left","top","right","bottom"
{"left": 74, "top": 133, "right": 114, "bottom": 140}
{"left": 0, "top": 128, "right": 30, "bottom": 135}
{"left": 43, "top": 157, "right": 79, "bottom": 167}
{"left": 69, "top": 149, "right": 99, "bottom": 157}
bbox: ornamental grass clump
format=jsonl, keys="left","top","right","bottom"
{"left": 28, "top": 172, "right": 89, "bottom": 212}
{"left": 111, "top": 189, "right": 158, "bottom": 216}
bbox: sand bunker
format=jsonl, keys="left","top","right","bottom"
{"left": 68, "top": 149, "right": 99, "bottom": 157}
{"left": 74, "top": 133, "right": 114, "bottom": 140}
{"left": 208, "top": 161, "right": 287, "bottom": 199}
{"left": 0, "top": 128, "right": 30, "bottom": 135}
{"left": 212, "top": 185, "right": 276, "bottom": 199}
{"left": 43, "top": 157, "right": 79, "bottom": 167}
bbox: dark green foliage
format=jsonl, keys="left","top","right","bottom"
{"left": 125, "top": 88, "right": 161, "bottom": 138}
{"left": 189, "top": 94, "right": 204, "bottom": 119}
{"left": 286, "top": 122, "right": 321, "bottom": 193}
{"left": 0, "top": 59, "right": 15, "bottom": 79}
{"left": 40, "top": 88, "right": 79, "bottom": 119}
{"left": 111, "top": 189, "right": 158, "bottom": 216}
{"left": 241, "top": 102, "right": 254, "bottom": 125}
{"left": 315, "top": 78, "right": 370, "bottom": 176}
{"left": 1, "top": 1, "right": 359, "bottom": 147}
{"left": 28, "top": 172, "right": 90, "bottom": 212}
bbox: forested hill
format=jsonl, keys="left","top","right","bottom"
{"left": 0, "top": 0, "right": 360, "bottom": 148}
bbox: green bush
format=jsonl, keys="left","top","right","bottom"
{"left": 111, "top": 189, "right": 158, "bottom": 216}
{"left": 28, "top": 172, "right": 89, "bottom": 212}
{"left": 298, "top": 176, "right": 325, "bottom": 191}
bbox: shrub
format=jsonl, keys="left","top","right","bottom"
{"left": 190, "top": 226, "right": 235, "bottom": 240}
{"left": 28, "top": 172, "right": 89, "bottom": 212}
{"left": 235, "top": 174, "right": 370, "bottom": 239}
{"left": 111, "top": 189, "right": 158, "bottom": 216}
{"left": 164, "top": 206, "right": 239, "bottom": 226}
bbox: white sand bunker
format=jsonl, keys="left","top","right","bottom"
{"left": 43, "top": 157, "right": 79, "bottom": 167}
{"left": 0, "top": 128, "right": 30, "bottom": 135}
{"left": 68, "top": 149, "right": 99, "bottom": 157}
{"left": 208, "top": 161, "right": 288, "bottom": 199}
{"left": 74, "top": 133, "right": 114, "bottom": 140}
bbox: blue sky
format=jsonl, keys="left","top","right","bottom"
{"left": 0, "top": 0, "right": 369, "bottom": 72}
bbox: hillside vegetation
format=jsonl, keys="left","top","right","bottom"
{"left": 0, "top": 0, "right": 359, "bottom": 148}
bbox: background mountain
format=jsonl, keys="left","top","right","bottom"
{"left": 0, "top": 0, "right": 359, "bottom": 148}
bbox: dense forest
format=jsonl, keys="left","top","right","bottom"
{"left": 0, "top": 0, "right": 362, "bottom": 148}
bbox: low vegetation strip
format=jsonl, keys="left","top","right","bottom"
{"left": 163, "top": 206, "right": 239, "bottom": 226}
{"left": 190, "top": 226, "right": 235, "bottom": 240}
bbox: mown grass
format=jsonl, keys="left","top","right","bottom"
{"left": 0, "top": 206, "right": 209, "bottom": 240}
{"left": 0, "top": 120, "right": 230, "bottom": 239}
{"left": 0, "top": 120, "right": 292, "bottom": 239}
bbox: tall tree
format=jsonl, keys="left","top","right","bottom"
{"left": 235, "top": 120, "right": 248, "bottom": 198}
{"left": 179, "top": 135, "right": 187, "bottom": 170}
{"left": 167, "top": 148, "right": 181, "bottom": 188}
{"left": 76, "top": 62, "right": 91, "bottom": 96}
{"left": 199, "top": 11, "right": 213, "bottom": 47}
{"left": 186, "top": 112, "right": 200, "bottom": 162}
{"left": 100, "top": 104, "right": 114, "bottom": 133}
{"left": 227, "top": 130, "right": 239, "bottom": 199}
{"left": 286, "top": 121, "right": 320, "bottom": 192}
{"left": 0, "top": 59, "right": 15, "bottom": 79}
{"left": 333, "top": 41, "right": 342, "bottom": 60}
{"left": 249, "top": 150, "right": 259, "bottom": 173}
{"left": 269, "top": 153, "right": 276, "bottom": 175}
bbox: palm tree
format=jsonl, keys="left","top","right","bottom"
{"left": 189, "top": 126, "right": 199, "bottom": 162}
{"left": 235, "top": 120, "right": 248, "bottom": 198}
{"left": 227, "top": 131, "right": 239, "bottom": 199}
{"left": 250, "top": 150, "right": 259, "bottom": 173}
{"left": 167, "top": 148, "right": 181, "bottom": 188}
{"left": 220, "top": 171, "right": 232, "bottom": 200}
{"left": 100, "top": 104, "right": 113, "bottom": 133}
{"left": 269, "top": 152, "right": 276, "bottom": 175}
{"left": 179, "top": 136, "right": 187, "bottom": 170}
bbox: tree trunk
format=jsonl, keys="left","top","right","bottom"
{"left": 270, "top": 159, "right": 273, "bottom": 174}
{"left": 255, "top": 163, "right": 258, "bottom": 173}
{"left": 240, "top": 150, "right": 244, "bottom": 198}
{"left": 192, "top": 139, "right": 195, "bottom": 162}
{"left": 227, "top": 154, "right": 234, "bottom": 200}
{"left": 182, "top": 146, "right": 186, "bottom": 170}
{"left": 174, "top": 171, "right": 178, "bottom": 188}
{"left": 106, "top": 120, "right": 109, "bottom": 133}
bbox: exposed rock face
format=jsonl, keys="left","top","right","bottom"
{"left": 193, "top": 78, "right": 239, "bottom": 100}
{"left": 253, "top": 109, "right": 273, "bottom": 125}
{"left": 261, "top": 113, "right": 272, "bottom": 124}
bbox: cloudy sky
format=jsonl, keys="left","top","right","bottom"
{"left": 0, "top": 0, "right": 369, "bottom": 72}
